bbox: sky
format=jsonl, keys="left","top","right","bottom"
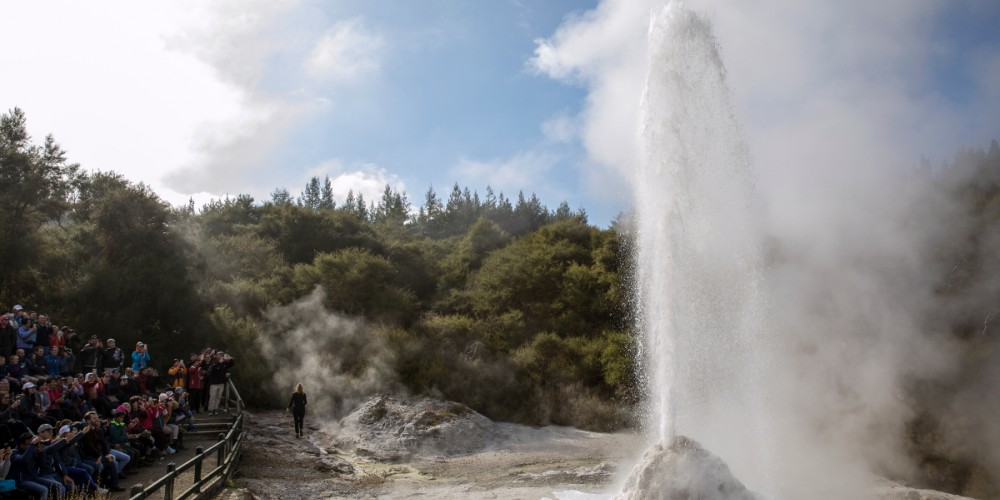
{"left": 2, "top": 0, "right": 1000, "bottom": 227}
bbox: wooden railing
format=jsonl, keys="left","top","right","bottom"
{"left": 128, "top": 376, "right": 247, "bottom": 500}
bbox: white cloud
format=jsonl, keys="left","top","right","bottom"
{"left": 305, "top": 18, "right": 384, "bottom": 84}
{"left": 0, "top": 1, "right": 245, "bottom": 207}
{"left": 166, "top": 0, "right": 301, "bottom": 90}
{"left": 451, "top": 151, "right": 557, "bottom": 194}
{"left": 300, "top": 160, "right": 405, "bottom": 206}
{"left": 0, "top": 0, "right": 389, "bottom": 208}
{"left": 531, "top": 0, "right": 656, "bottom": 178}
{"left": 540, "top": 113, "right": 578, "bottom": 143}
{"left": 164, "top": 97, "right": 320, "bottom": 196}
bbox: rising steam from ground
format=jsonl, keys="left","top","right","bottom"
{"left": 257, "top": 286, "right": 400, "bottom": 418}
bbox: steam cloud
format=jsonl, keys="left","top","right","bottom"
{"left": 257, "top": 287, "right": 399, "bottom": 418}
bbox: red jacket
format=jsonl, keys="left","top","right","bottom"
{"left": 187, "top": 363, "right": 205, "bottom": 390}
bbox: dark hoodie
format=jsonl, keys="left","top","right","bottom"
{"left": 8, "top": 442, "right": 40, "bottom": 482}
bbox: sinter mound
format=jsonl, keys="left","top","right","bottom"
{"left": 338, "top": 394, "right": 505, "bottom": 461}
{"left": 617, "top": 436, "right": 761, "bottom": 500}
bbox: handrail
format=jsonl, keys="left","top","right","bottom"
{"left": 128, "top": 375, "right": 247, "bottom": 500}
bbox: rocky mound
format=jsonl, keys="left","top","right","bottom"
{"left": 616, "top": 436, "right": 761, "bottom": 500}
{"left": 338, "top": 394, "right": 505, "bottom": 461}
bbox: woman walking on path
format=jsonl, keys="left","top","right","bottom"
{"left": 287, "top": 384, "right": 307, "bottom": 438}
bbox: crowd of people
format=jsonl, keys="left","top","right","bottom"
{"left": 0, "top": 305, "right": 237, "bottom": 499}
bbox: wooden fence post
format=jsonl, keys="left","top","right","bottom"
{"left": 164, "top": 462, "right": 176, "bottom": 499}
{"left": 193, "top": 446, "right": 204, "bottom": 493}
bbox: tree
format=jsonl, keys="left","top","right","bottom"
{"left": 299, "top": 176, "right": 322, "bottom": 210}
{"left": 257, "top": 204, "right": 382, "bottom": 265}
{"left": 199, "top": 194, "right": 259, "bottom": 237}
{"left": 292, "top": 248, "right": 417, "bottom": 324}
{"left": 553, "top": 201, "right": 573, "bottom": 221}
{"left": 0, "top": 108, "right": 80, "bottom": 297}
{"left": 507, "top": 191, "right": 550, "bottom": 236}
{"left": 465, "top": 219, "right": 607, "bottom": 342}
{"left": 373, "top": 184, "right": 411, "bottom": 228}
{"left": 343, "top": 190, "right": 356, "bottom": 213}
{"left": 320, "top": 176, "right": 335, "bottom": 210}
{"left": 355, "top": 193, "right": 369, "bottom": 221}
{"left": 417, "top": 186, "right": 444, "bottom": 237}
{"left": 270, "top": 188, "right": 293, "bottom": 206}
{"left": 66, "top": 172, "right": 205, "bottom": 356}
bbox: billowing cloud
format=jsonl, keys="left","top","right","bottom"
{"left": 0, "top": 1, "right": 245, "bottom": 206}
{"left": 162, "top": 6, "right": 390, "bottom": 202}
{"left": 164, "top": 97, "right": 320, "bottom": 195}
{"left": 0, "top": 0, "right": 394, "bottom": 208}
{"left": 166, "top": 0, "right": 301, "bottom": 90}
{"left": 532, "top": 1, "right": 653, "bottom": 171}
{"left": 305, "top": 18, "right": 385, "bottom": 84}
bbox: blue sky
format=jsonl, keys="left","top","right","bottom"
{"left": 2, "top": 0, "right": 999, "bottom": 227}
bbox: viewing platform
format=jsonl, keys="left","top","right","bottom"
{"left": 122, "top": 378, "right": 247, "bottom": 500}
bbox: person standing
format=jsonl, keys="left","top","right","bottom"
{"left": 15, "top": 321, "right": 36, "bottom": 353}
{"left": 79, "top": 336, "right": 103, "bottom": 373}
{"left": 131, "top": 342, "right": 149, "bottom": 372}
{"left": 34, "top": 316, "right": 51, "bottom": 355}
{"left": 0, "top": 315, "right": 16, "bottom": 358}
{"left": 206, "top": 351, "right": 234, "bottom": 415}
{"left": 287, "top": 384, "right": 307, "bottom": 438}
{"left": 187, "top": 354, "right": 206, "bottom": 414}
{"left": 102, "top": 339, "right": 124, "bottom": 374}
{"left": 167, "top": 359, "right": 186, "bottom": 389}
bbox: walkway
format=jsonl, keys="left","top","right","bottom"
{"left": 108, "top": 411, "right": 238, "bottom": 499}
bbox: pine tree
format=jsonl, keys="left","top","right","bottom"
{"left": 344, "top": 190, "right": 356, "bottom": 213}
{"left": 320, "top": 176, "right": 335, "bottom": 210}
{"left": 299, "top": 176, "right": 322, "bottom": 210}
{"left": 554, "top": 201, "right": 573, "bottom": 221}
{"left": 270, "top": 188, "right": 293, "bottom": 206}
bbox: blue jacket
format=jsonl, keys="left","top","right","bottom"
{"left": 45, "top": 353, "right": 64, "bottom": 376}
{"left": 131, "top": 351, "right": 150, "bottom": 372}
{"left": 16, "top": 326, "right": 34, "bottom": 350}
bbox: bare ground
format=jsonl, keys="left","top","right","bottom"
{"left": 229, "top": 409, "right": 644, "bottom": 499}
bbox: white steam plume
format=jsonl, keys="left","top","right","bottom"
{"left": 257, "top": 287, "right": 399, "bottom": 418}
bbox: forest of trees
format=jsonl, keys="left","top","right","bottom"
{"left": 0, "top": 108, "right": 638, "bottom": 430}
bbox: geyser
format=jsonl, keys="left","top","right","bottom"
{"left": 623, "top": 2, "right": 764, "bottom": 497}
